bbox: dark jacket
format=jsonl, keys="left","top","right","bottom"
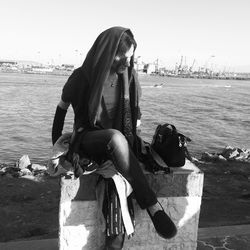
{"left": 61, "top": 27, "right": 141, "bottom": 138}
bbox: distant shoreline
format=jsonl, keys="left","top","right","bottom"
{"left": 1, "top": 70, "right": 250, "bottom": 81}
{"left": 139, "top": 72, "right": 250, "bottom": 81}
{"left": 0, "top": 69, "right": 71, "bottom": 76}
{"left": 161, "top": 74, "right": 250, "bottom": 81}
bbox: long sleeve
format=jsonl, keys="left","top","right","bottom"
{"left": 52, "top": 105, "right": 67, "bottom": 145}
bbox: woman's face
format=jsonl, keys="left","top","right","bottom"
{"left": 112, "top": 45, "right": 134, "bottom": 74}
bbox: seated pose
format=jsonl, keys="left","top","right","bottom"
{"left": 52, "top": 26, "right": 177, "bottom": 248}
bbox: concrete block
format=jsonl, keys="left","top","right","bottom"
{"left": 59, "top": 160, "right": 204, "bottom": 250}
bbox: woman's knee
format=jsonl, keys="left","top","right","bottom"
{"left": 106, "top": 129, "right": 128, "bottom": 149}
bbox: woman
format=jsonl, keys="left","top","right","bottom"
{"left": 52, "top": 26, "right": 177, "bottom": 248}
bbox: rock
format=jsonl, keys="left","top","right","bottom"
{"left": 229, "top": 149, "right": 241, "bottom": 159}
{"left": 20, "top": 175, "right": 36, "bottom": 181}
{"left": 0, "top": 165, "right": 22, "bottom": 177}
{"left": 235, "top": 150, "right": 250, "bottom": 162}
{"left": 218, "top": 155, "right": 227, "bottom": 161}
{"left": 17, "top": 155, "right": 31, "bottom": 169}
{"left": 30, "top": 164, "right": 47, "bottom": 171}
{"left": 20, "top": 168, "right": 32, "bottom": 176}
{"left": 0, "top": 167, "right": 7, "bottom": 175}
{"left": 201, "top": 146, "right": 250, "bottom": 163}
{"left": 0, "top": 163, "right": 8, "bottom": 169}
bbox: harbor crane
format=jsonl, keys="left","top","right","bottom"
{"left": 178, "top": 55, "right": 183, "bottom": 73}
{"left": 189, "top": 59, "right": 196, "bottom": 72}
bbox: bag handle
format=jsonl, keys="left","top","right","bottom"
{"left": 152, "top": 123, "right": 177, "bottom": 144}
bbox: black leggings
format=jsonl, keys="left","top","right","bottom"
{"left": 80, "top": 128, "right": 157, "bottom": 209}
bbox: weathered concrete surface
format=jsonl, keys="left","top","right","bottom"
{"left": 59, "top": 160, "right": 204, "bottom": 250}
{"left": 123, "top": 197, "right": 201, "bottom": 250}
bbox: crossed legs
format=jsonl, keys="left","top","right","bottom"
{"left": 80, "top": 128, "right": 157, "bottom": 209}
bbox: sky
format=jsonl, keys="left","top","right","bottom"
{"left": 1, "top": 0, "right": 250, "bottom": 72}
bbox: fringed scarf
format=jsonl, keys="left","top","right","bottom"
{"left": 73, "top": 27, "right": 141, "bottom": 238}
{"left": 115, "top": 70, "right": 134, "bottom": 147}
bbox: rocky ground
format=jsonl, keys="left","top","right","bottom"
{"left": 0, "top": 158, "right": 60, "bottom": 242}
{"left": 0, "top": 151, "right": 250, "bottom": 242}
{"left": 197, "top": 160, "right": 250, "bottom": 227}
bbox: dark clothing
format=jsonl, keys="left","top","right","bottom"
{"left": 61, "top": 67, "right": 90, "bottom": 129}
{"left": 61, "top": 67, "right": 141, "bottom": 148}
{"left": 61, "top": 27, "right": 141, "bottom": 138}
{"left": 52, "top": 27, "right": 178, "bottom": 246}
{"left": 80, "top": 129, "right": 157, "bottom": 209}
{"left": 53, "top": 26, "right": 157, "bottom": 208}
{"left": 52, "top": 27, "right": 159, "bottom": 249}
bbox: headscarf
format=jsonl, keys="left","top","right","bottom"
{"left": 80, "top": 27, "right": 137, "bottom": 124}
{"left": 76, "top": 27, "right": 140, "bottom": 148}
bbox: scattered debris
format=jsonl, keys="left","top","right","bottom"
{"left": 201, "top": 146, "right": 250, "bottom": 163}
{"left": 0, "top": 155, "right": 48, "bottom": 178}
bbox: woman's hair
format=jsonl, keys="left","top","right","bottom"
{"left": 116, "top": 31, "right": 136, "bottom": 56}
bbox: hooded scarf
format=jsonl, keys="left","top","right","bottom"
{"left": 67, "top": 26, "right": 141, "bottom": 149}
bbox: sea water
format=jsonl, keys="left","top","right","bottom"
{"left": 0, "top": 72, "right": 250, "bottom": 164}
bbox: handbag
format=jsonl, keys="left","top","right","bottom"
{"left": 151, "top": 123, "right": 191, "bottom": 167}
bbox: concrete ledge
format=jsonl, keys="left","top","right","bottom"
{"left": 59, "top": 160, "right": 204, "bottom": 249}
{"left": 60, "top": 160, "right": 203, "bottom": 201}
